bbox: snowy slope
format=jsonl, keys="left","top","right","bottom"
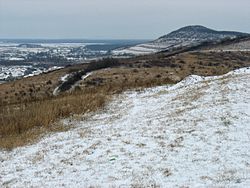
{"left": 1, "top": 67, "right": 250, "bottom": 187}
{"left": 113, "top": 25, "right": 249, "bottom": 55}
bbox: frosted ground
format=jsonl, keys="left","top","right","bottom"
{"left": 1, "top": 67, "right": 250, "bottom": 187}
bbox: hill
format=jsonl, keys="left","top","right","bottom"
{"left": 113, "top": 25, "right": 249, "bottom": 55}
{"left": 1, "top": 67, "right": 250, "bottom": 187}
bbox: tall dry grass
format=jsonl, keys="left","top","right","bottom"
{"left": 0, "top": 88, "right": 107, "bottom": 149}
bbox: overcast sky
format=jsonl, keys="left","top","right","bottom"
{"left": 0, "top": 0, "right": 249, "bottom": 39}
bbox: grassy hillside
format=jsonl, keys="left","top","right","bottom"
{"left": 1, "top": 50, "right": 250, "bottom": 149}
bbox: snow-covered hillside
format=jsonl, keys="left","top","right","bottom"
{"left": 1, "top": 67, "right": 250, "bottom": 187}
{"left": 113, "top": 25, "right": 249, "bottom": 55}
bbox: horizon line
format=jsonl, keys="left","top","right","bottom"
{"left": 0, "top": 38, "right": 152, "bottom": 41}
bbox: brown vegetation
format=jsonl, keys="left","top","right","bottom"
{"left": 0, "top": 88, "right": 106, "bottom": 149}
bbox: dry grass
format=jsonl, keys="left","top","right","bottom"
{"left": 0, "top": 88, "right": 107, "bottom": 150}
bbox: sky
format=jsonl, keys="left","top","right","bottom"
{"left": 0, "top": 0, "right": 249, "bottom": 39}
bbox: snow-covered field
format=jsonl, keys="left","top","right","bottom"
{"left": 112, "top": 44, "right": 161, "bottom": 55}
{"left": 1, "top": 67, "right": 250, "bottom": 187}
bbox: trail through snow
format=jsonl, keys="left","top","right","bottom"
{"left": 1, "top": 68, "right": 250, "bottom": 187}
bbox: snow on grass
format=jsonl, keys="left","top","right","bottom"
{"left": 60, "top": 74, "right": 70, "bottom": 82}
{"left": 1, "top": 68, "right": 250, "bottom": 187}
